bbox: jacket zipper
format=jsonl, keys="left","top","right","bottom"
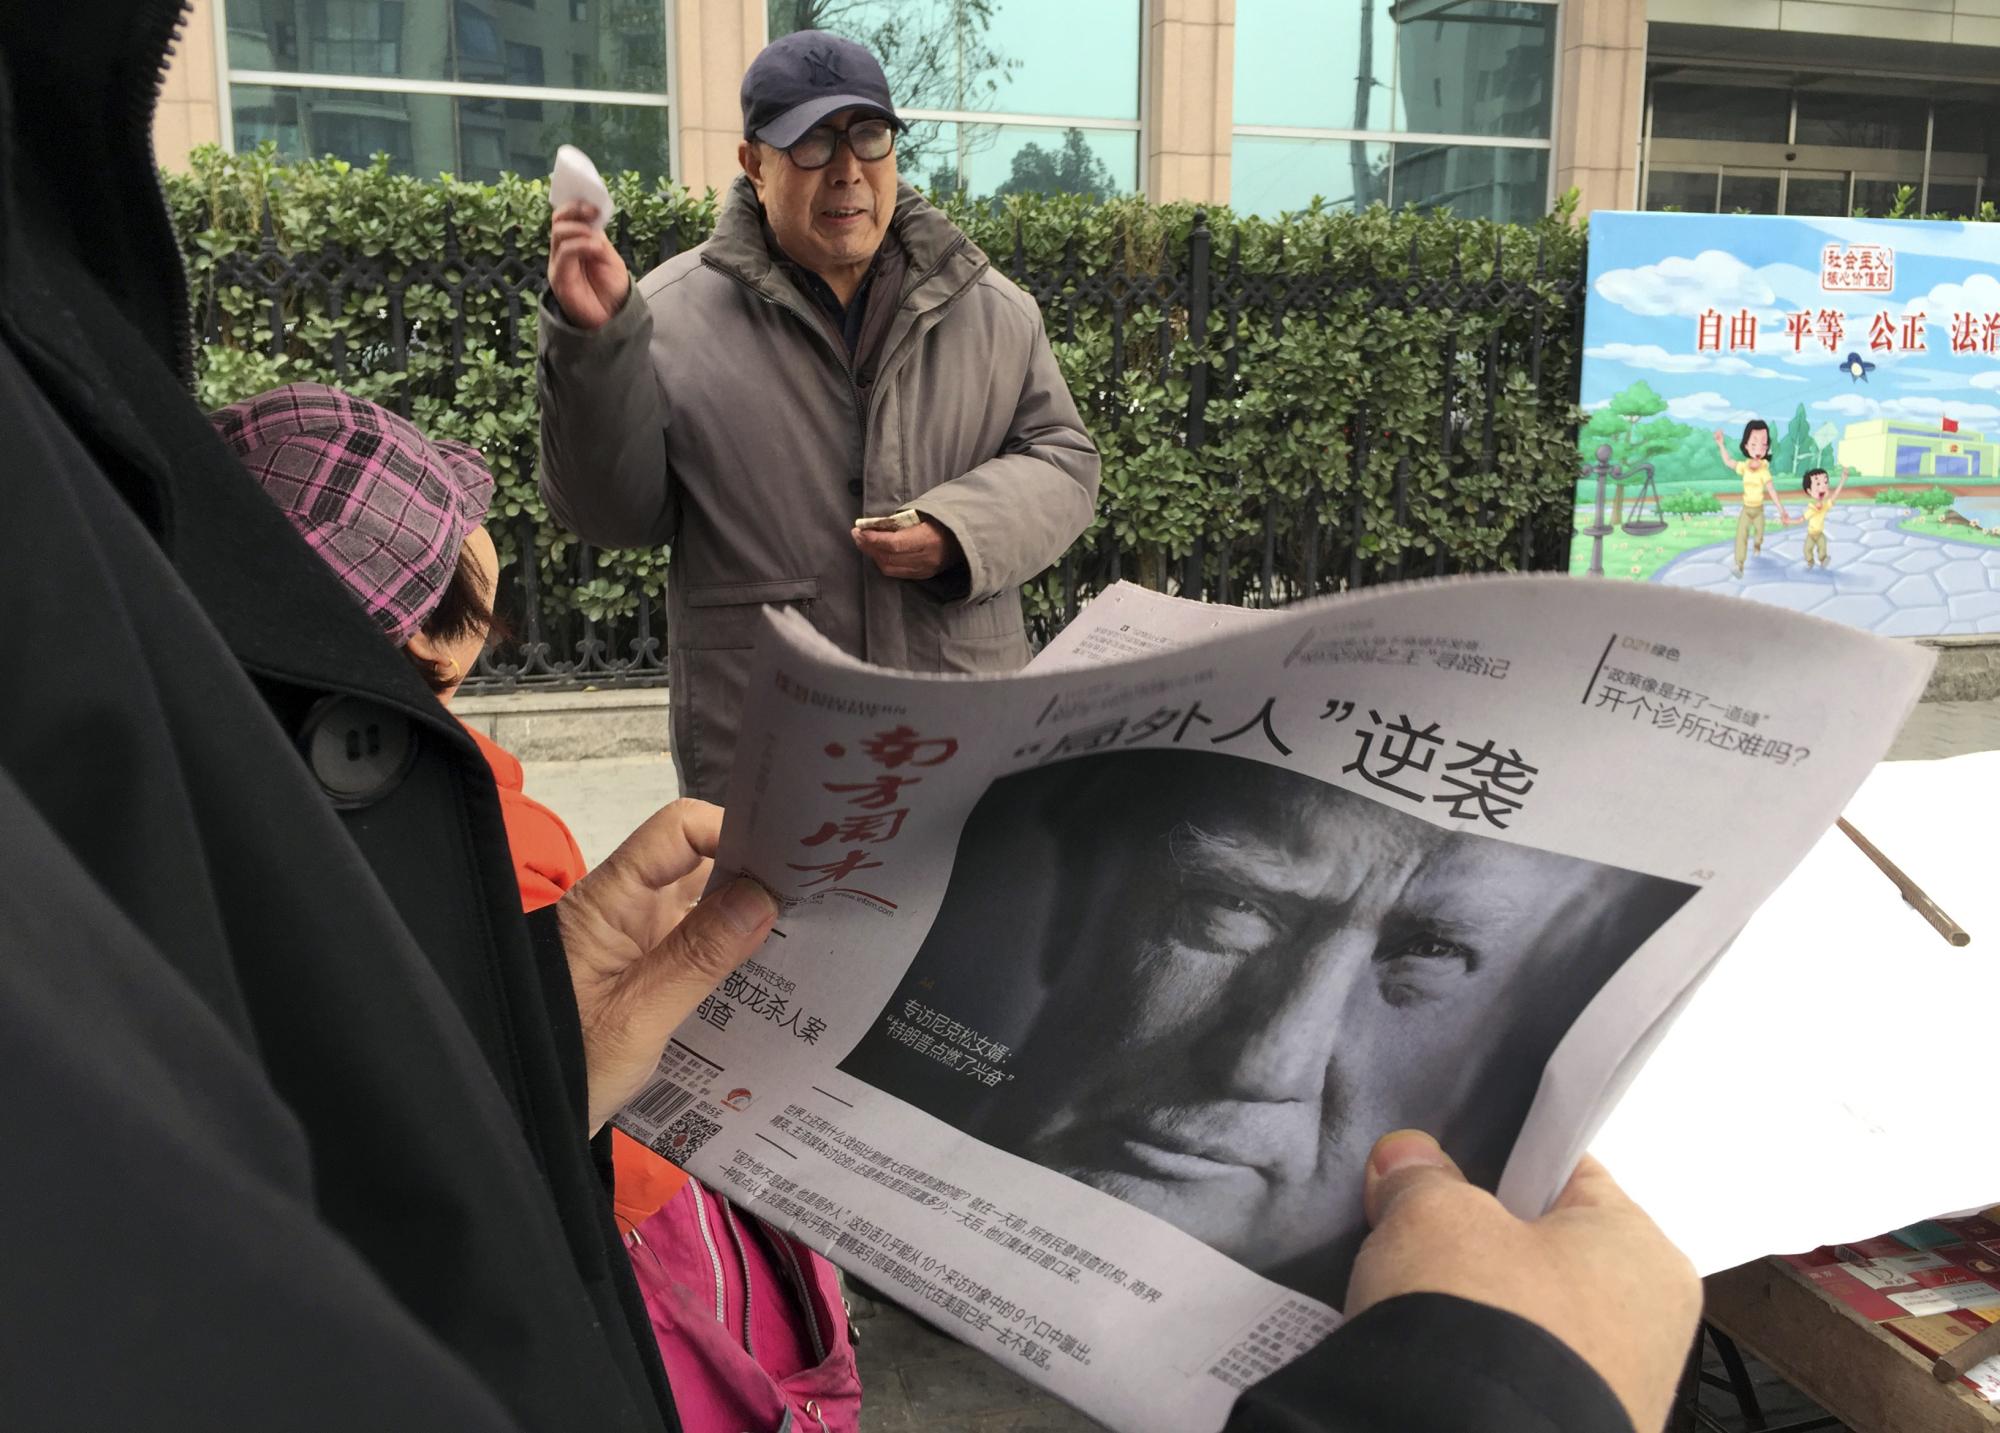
{"left": 707, "top": 236, "right": 973, "bottom": 509}
{"left": 709, "top": 266, "right": 873, "bottom": 501}
{"left": 718, "top": 1199, "right": 757, "bottom": 1354}
{"left": 760, "top": 1217, "right": 829, "bottom": 1364}
{"left": 686, "top": 1181, "right": 730, "bottom": 1326}
{"left": 138, "top": 0, "right": 200, "bottom": 389}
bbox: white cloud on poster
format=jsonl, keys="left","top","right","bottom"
{"left": 1594, "top": 250, "right": 1770, "bottom": 317}
{"left": 1905, "top": 270, "right": 2000, "bottom": 319}
{"left": 1593, "top": 250, "right": 1821, "bottom": 321}
{"left": 1585, "top": 342, "right": 1804, "bottom": 380}
{"left": 1666, "top": 390, "right": 1760, "bottom": 425}
{"left": 1810, "top": 392, "right": 2000, "bottom": 423}
{"left": 1792, "top": 217, "right": 1994, "bottom": 265}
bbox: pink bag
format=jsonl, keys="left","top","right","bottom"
{"left": 625, "top": 1179, "right": 861, "bottom": 1433}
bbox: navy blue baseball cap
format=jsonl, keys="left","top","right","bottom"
{"left": 741, "top": 30, "right": 904, "bottom": 150}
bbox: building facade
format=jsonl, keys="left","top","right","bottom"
{"left": 1840, "top": 418, "right": 1998, "bottom": 478}
{"left": 150, "top": 1, "right": 2000, "bottom": 223}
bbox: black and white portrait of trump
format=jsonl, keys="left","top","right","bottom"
{"left": 839, "top": 747, "right": 1694, "bottom": 1306}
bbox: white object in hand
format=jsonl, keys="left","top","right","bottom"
{"left": 853, "top": 508, "right": 923, "bottom": 532}
{"left": 551, "top": 145, "right": 614, "bottom": 231}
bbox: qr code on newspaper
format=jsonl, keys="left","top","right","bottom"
{"left": 656, "top": 1110, "right": 722, "bottom": 1165}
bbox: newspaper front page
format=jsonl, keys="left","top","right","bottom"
{"left": 616, "top": 575, "right": 1932, "bottom": 1431}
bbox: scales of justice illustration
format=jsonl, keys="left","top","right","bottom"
{"left": 1580, "top": 443, "right": 1666, "bottom": 578}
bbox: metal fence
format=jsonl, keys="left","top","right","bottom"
{"left": 196, "top": 207, "right": 1584, "bottom": 691}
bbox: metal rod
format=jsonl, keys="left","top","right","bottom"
{"left": 1835, "top": 817, "right": 1970, "bottom": 946}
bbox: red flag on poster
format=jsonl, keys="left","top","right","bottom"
{"left": 1943, "top": 415, "right": 1960, "bottom": 433}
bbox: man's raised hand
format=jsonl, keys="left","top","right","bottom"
{"left": 547, "top": 201, "right": 632, "bottom": 332}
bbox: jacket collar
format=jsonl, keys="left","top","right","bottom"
{"left": 704, "top": 175, "right": 988, "bottom": 319}
{"left": 0, "top": 12, "right": 472, "bottom": 737}
{"left": 0, "top": 0, "right": 190, "bottom": 384}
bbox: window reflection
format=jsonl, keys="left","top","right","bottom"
{"left": 768, "top": 0, "right": 1141, "bottom": 122}
{"left": 1236, "top": 0, "right": 1551, "bottom": 140}
{"left": 231, "top": 83, "right": 669, "bottom": 182}
{"left": 1391, "top": 2, "right": 1552, "bottom": 141}
{"left": 1235, "top": 0, "right": 1395, "bottom": 131}
{"left": 225, "top": 0, "right": 666, "bottom": 94}
{"left": 1229, "top": 135, "right": 1543, "bottom": 224}
{"left": 902, "top": 120, "right": 1136, "bottom": 200}
{"left": 1230, "top": 137, "right": 1391, "bottom": 217}
{"left": 1391, "top": 141, "right": 1547, "bottom": 222}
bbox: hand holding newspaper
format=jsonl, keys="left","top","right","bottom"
{"left": 616, "top": 574, "right": 1932, "bottom": 1432}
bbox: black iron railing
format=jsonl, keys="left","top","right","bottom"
{"left": 193, "top": 205, "right": 1584, "bottom": 690}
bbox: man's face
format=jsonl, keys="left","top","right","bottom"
{"left": 1011, "top": 769, "right": 1626, "bottom": 1277}
{"left": 743, "top": 107, "right": 899, "bottom": 286}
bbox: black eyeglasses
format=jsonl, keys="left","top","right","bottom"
{"left": 786, "top": 117, "right": 896, "bottom": 171}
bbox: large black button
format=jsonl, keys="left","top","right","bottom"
{"left": 846, "top": 478, "right": 863, "bottom": 497}
{"left": 301, "top": 696, "right": 416, "bottom": 807}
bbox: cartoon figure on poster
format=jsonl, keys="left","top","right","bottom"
{"left": 1572, "top": 212, "right": 2000, "bottom": 636}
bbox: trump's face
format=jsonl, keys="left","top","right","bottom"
{"left": 1002, "top": 762, "right": 1650, "bottom": 1283}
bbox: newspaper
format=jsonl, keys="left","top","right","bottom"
{"left": 615, "top": 575, "right": 1933, "bottom": 1431}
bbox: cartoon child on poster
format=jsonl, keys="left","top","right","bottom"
{"left": 1785, "top": 465, "right": 1851, "bottom": 570}
{"left": 1712, "top": 420, "right": 1789, "bottom": 578}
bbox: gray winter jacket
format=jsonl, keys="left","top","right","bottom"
{"left": 537, "top": 177, "right": 1100, "bottom": 800}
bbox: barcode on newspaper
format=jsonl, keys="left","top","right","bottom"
{"left": 628, "top": 1079, "right": 696, "bottom": 1128}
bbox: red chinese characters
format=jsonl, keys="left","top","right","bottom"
{"left": 788, "top": 727, "right": 961, "bottom": 901}
{"left": 1949, "top": 311, "right": 2000, "bottom": 355}
{"left": 1820, "top": 242, "right": 1894, "bottom": 293}
{"left": 1695, "top": 307, "right": 1764, "bottom": 353}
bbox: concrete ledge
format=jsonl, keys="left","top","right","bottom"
{"left": 1916, "top": 636, "right": 2000, "bottom": 704}
{"left": 460, "top": 633, "right": 2000, "bottom": 761}
{"left": 456, "top": 688, "right": 669, "bottom": 761}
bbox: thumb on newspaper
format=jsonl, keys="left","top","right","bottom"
{"left": 1345, "top": 1129, "right": 1699, "bottom": 1433}
{"left": 556, "top": 798, "right": 778, "bottom": 1133}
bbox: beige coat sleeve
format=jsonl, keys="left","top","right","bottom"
{"left": 911, "top": 306, "right": 1101, "bottom": 604}
{"left": 535, "top": 286, "right": 678, "bottom": 549}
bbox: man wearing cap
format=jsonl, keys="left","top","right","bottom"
{"left": 537, "top": 29, "right": 1101, "bottom": 802}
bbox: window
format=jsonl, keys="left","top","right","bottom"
{"left": 304, "top": 0, "right": 401, "bottom": 78}
{"left": 1643, "top": 73, "right": 2000, "bottom": 217}
{"left": 223, "top": 0, "right": 671, "bottom": 181}
{"left": 1650, "top": 84, "right": 1788, "bottom": 145}
{"left": 767, "top": 0, "right": 1142, "bottom": 200}
{"left": 1231, "top": 137, "right": 1390, "bottom": 218}
{"left": 1230, "top": 0, "right": 1557, "bottom": 221}
{"left": 1795, "top": 92, "right": 1925, "bottom": 152}
{"left": 1391, "top": 141, "right": 1547, "bottom": 220}
{"left": 505, "top": 41, "right": 546, "bottom": 118}
{"left": 1718, "top": 173, "right": 1779, "bottom": 214}
{"left": 1390, "top": 2, "right": 1552, "bottom": 141}
{"left": 229, "top": 82, "right": 668, "bottom": 180}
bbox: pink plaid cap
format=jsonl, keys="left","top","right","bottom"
{"left": 209, "top": 384, "right": 496, "bottom": 647}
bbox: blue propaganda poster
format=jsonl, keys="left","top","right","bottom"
{"left": 1572, "top": 211, "right": 2000, "bottom": 636}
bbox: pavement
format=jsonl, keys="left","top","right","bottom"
{"left": 521, "top": 698, "right": 2000, "bottom": 1433}
{"left": 1653, "top": 504, "right": 2000, "bottom": 635}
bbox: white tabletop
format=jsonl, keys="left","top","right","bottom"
{"left": 1592, "top": 749, "right": 2000, "bottom": 1275}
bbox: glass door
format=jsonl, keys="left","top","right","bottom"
{"left": 1781, "top": 169, "right": 1850, "bottom": 215}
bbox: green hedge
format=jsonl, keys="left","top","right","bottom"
{"left": 166, "top": 144, "right": 1588, "bottom": 630}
